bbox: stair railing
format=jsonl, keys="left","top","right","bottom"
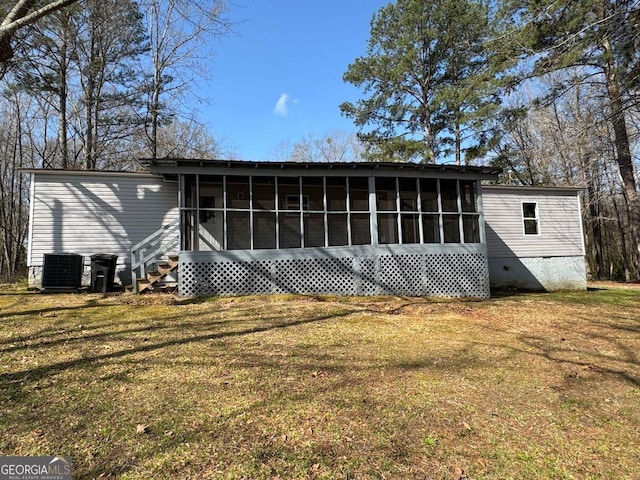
{"left": 131, "top": 218, "right": 180, "bottom": 293}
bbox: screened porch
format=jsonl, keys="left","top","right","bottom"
{"left": 138, "top": 159, "right": 500, "bottom": 297}
{"left": 179, "top": 173, "right": 483, "bottom": 252}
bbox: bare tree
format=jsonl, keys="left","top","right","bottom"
{"left": 0, "top": 89, "right": 39, "bottom": 279}
{"left": 139, "top": 0, "right": 231, "bottom": 159}
{"left": 492, "top": 77, "right": 639, "bottom": 280}
{"left": 270, "top": 130, "right": 364, "bottom": 163}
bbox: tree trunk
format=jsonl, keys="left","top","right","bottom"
{"left": 151, "top": 57, "right": 160, "bottom": 159}
{"left": 587, "top": 180, "right": 605, "bottom": 278}
{"left": 454, "top": 118, "right": 461, "bottom": 166}
{"left": 57, "top": 14, "right": 70, "bottom": 168}
{"left": 603, "top": 41, "right": 640, "bottom": 279}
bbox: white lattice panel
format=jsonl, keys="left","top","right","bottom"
{"left": 179, "top": 245, "right": 490, "bottom": 298}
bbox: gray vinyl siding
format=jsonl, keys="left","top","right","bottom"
{"left": 483, "top": 187, "right": 584, "bottom": 258}
{"left": 29, "top": 172, "right": 178, "bottom": 268}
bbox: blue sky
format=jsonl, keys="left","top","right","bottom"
{"left": 201, "top": 0, "right": 389, "bottom": 160}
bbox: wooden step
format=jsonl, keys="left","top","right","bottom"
{"left": 136, "top": 278, "right": 154, "bottom": 293}
{"left": 132, "top": 254, "right": 179, "bottom": 294}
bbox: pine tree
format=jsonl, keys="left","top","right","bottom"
{"left": 340, "top": 0, "right": 496, "bottom": 164}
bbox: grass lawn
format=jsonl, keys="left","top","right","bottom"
{"left": 0, "top": 284, "right": 638, "bottom": 479}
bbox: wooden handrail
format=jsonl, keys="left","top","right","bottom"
{"left": 131, "top": 218, "right": 179, "bottom": 252}
{"left": 130, "top": 219, "right": 180, "bottom": 293}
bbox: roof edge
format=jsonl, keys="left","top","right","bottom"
{"left": 483, "top": 184, "right": 585, "bottom": 193}
{"left": 137, "top": 158, "right": 502, "bottom": 176}
{"left": 19, "top": 168, "right": 158, "bottom": 178}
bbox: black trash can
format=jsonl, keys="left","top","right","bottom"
{"left": 90, "top": 254, "right": 118, "bottom": 293}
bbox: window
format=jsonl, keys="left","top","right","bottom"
{"left": 522, "top": 202, "right": 539, "bottom": 235}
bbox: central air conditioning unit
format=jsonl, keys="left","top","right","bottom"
{"left": 41, "top": 253, "right": 84, "bottom": 291}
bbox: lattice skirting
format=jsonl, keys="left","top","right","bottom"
{"left": 178, "top": 244, "right": 490, "bottom": 298}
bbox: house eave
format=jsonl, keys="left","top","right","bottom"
{"left": 19, "top": 168, "right": 160, "bottom": 178}
{"left": 137, "top": 158, "right": 502, "bottom": 180}
{"left": 483, "top": 184, "right": 585, "bottom": 195}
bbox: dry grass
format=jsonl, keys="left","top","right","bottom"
{"left": 0, "top": 285, "right": 638, "bottom": 479}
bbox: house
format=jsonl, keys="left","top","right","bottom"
{"left": 24, "top": 159, "right": 587, "bottom": 297}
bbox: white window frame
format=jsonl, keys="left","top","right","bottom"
{"left": 522, "top": 201, "right": 540, "bottom": 236}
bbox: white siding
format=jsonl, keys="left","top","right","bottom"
{"left": 29, "top": 172, "right": 178, "bottom": 268}
{"left": 483, "top": 187, "right": 584, "bottom": 258}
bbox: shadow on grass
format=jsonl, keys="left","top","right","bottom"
{"left": 1, "top": 291, "right": 639, "bottom": 479}
{"left": 0, "top": 297, "right": 105, "bottom": 320}
{"left": 0, "top": 308, "right": 356, "bottom": 387}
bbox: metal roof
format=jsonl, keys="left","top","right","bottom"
{"left": 137, "top": 158, "right": 502, "bottom": 177}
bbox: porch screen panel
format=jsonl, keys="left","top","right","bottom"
{"left": 422, "top": 214, "right": 440, "bottom": 243}
{"left": 326, "top": 177, "right": 346, "bottom": 211}
{"left": 197, "top": 175, "right": 224, "bottom": 251}
{"left": 199, "top": 175, "right": 223, "bottom": 204}
{"left": 460, "top": 180, "right": 477, "bottom": 212}
{"left": 302, "top": 177, "right": 324, "bottom": 211}
{"left": 401, "top": 214, "right": 420, "bottom": 244}
{"left": 399, "top": 178, "right": 418, "bottom": 211}
{"left": 328, "top": 213, "right": 348, "bottom": 246}
{"left": 378, "top": 213, "right": 398, "bottom": 244}
{"left": 304, "top": 213, "right": 325, "bottom": 247}
{"left": 278, "top": 177, "right": 300, "bottom": 210}
{"left": 227, "top": 176, "right": 250, "bottom": 209}
{"left": 376, "top": 177, "right": 396, "bottom": 211}
{"left": 420, "top": 178, "right": 438, "bottom": 212}
{"left": 440, "top": 179, "right": 458, "bottom": 212}
{"left": 349, "top": 177, "right": 369, "bottom": 211}
{"left": 254, "top": 212, "right": 276, "bottom": 249}
{"left": 253, "top": 177, "right": 275, "bottom": 210}
{"left": 351, "top": 213, "right": 371, "bottom": 245}
{"left": 181, "top": 175, "right": 197, "bottom": 249}
{"left": 183, "top": 175, "right": 197, "bottom": 207}
{"left": 463, "top": 215, "right": 480, "bottom": 243}
{"left": 443, "top": 214, "right": 461, "bottom": 243}
{"left": 227, "top": 211, "right": 250, "bottom": 250}
{"left": 279, "top": 214, "right": 301, "bottom": 248}
{"left": 181, "top": 210, "right": 196, "bottom": 250}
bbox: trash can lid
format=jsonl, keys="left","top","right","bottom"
{"left": 91, "top": 253, "right": 118, "bottom": 259}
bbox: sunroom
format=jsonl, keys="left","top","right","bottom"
{"left": 139, "top": 159, "right": 500, "bottom": 297}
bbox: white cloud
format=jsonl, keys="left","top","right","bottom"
{"left": 273, "top": 93, "right": 296, "bottom": 116}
